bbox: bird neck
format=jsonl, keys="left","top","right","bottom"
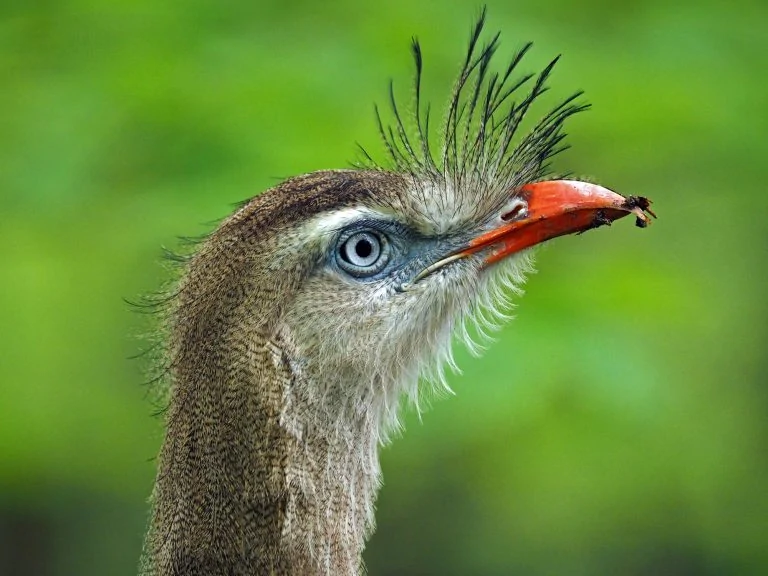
{"left": 141, "top": 323, "right": 382, "bottom": 576}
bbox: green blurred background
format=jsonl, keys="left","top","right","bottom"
{"left": 1, "top": 0, "right": 766, "bottom": 574}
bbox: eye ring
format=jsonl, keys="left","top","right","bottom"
{"left": 336, "top": 229, "right": 391, "bottom": 277}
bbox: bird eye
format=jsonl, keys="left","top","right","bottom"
{"left": 336, "top": 230, "right": 390, "bottom": 277}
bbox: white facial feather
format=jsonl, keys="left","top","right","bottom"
{"left": 285, "top": 182, "right": 535, "bottom": 442}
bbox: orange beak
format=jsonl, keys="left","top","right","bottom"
{"left": 408, "top": 180, "right": 654, "bottom": 287}
{"left": 462, "top": 180, "right": 655, "bottom": 266}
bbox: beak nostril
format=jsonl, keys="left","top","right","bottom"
{"left": 501, "top": 200, "right": 528, "bottom": 221}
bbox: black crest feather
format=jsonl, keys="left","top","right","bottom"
{"left": 360, "top": 7, "right": 589, "bottom": 193}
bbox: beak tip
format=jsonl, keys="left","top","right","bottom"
{"left": 622, "top": 195, "right": 656, "bottom": 228}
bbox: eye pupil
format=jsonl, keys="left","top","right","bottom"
{"left": 355, "top": 239, "right": 372, "bottom": 259}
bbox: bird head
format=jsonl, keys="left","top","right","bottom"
{"left": 165, "top": 13, "right": 653, "bottom": 444}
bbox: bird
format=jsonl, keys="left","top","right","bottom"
{"left": 137, "top": 10, "right": 653, "bottom": 576}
